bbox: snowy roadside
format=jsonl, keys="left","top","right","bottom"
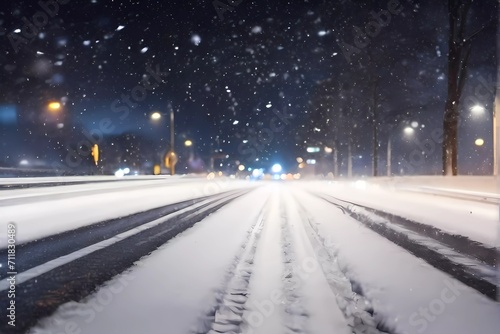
{"left": 0, "top": 179, "right": 253, "bottom": 247}
{"left": 296, "top": 181, "right": 498, "bottom": 247}
{"left": 0, "top": 178, "right": 194, "bottom": 202}
{"left": 292, "top": 189, "right": 500, "bottom": 334}
{"left": 0, "top": 175, "right": 171, "bottom": 185}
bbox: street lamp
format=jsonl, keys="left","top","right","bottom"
{"left": 150, "top": 104, "right": 177, "bottom": 175}
{"left": 468, "top": 104, "right": 496, "bottom": 174}
{"left": 387, "top": 125, "right": 415, "bottom": 176}
{"left": 403, "top": 126, "right": 415, "bottom": 136}
{"left": 471, "top": 105, "right": 485, "bottom": 115}
{"left": 475, "top": 138, "right": 485, "bottom": 147}
{"left": 48, "top": 101, "right": 61, "bottom": 112}
{"left": 150, "top": 112, "right": 162, "bottom": 121}
{"left": 184, "top": 139, "right": 195, "bottom": 164}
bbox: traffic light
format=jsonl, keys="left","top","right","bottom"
{"left": 153, "top": 164, "right": 161, "bottom": 175}
{"left": 164, "top": 150, "right": 178, "bottom": 175}
{"left": 91, "top": 144, "right": 99, "bottom": 166}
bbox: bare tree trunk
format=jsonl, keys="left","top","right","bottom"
{"left": 494, "top": 5, "right": 500, "bottom": 178}
{"left": 347, "top": 139, "right": 353, "bottom": 178}
{"left": 333, "top": 140, "right": 339, "bottom": 177}
{"left": 387, "top": 135, "right": 392, "bottom": 177}
{"left": 443, "top": 99, "right": 459, "bottom": 175}
{"left": 371, "top": 79, "right": 379, "bottom": 176}
{"left": 443, "top": 0, "right": 473, "bottom": 175}
{"left": 495, "top": 4, "right": 500, "bottom": 303}
{"left": 348, "top": 96, "right": 354, "bottom": 179}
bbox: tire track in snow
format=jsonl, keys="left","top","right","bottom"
{"left": 193, "top": 208, "right": 266, "bottom": 334}
{"left": 317, "top": 193, "right": 495, "bottom": 266}
{"left": 0, "top": 191, "right": 242, "bottom": 280}
{"left": 279, "top": 197, "right": 310, "bottom": 334}
{"left": 0, "top": 191, "right": 248, "bottom": 334}
{"left": 196, "top": 190, "right": 312, "bottom": 334}
{"left": 292, "top": 194, "right": 394, "bottom": 334}
{"left": 314, "top": 193, "right": 497, "bottom": 300}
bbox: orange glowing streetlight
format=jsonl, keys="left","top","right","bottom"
{"left": 48, "top": 102, "right": 61, "bottom": 111}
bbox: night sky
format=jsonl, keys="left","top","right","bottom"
{"left": 0, "top": 0, "right": 497, "bottom": 175}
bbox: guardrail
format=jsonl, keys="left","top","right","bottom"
{"left": 401, "top": 186, "right": 500, "bottom": 204}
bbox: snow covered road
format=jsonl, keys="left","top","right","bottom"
{"left": 0, "top": 179, "right": 498, "bottom": 334}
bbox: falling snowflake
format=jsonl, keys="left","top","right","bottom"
{"left": 191, "top": 34, "right": 201, "bottom": 46}
{"left": 251, "top": 26, "right": 262, "bottom": 34}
